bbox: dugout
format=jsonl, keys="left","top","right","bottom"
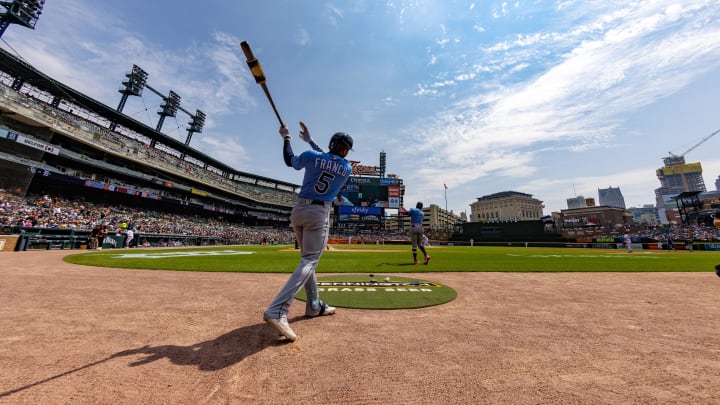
{"left": 11, "top": 227, "right": 90, "bottom": 251}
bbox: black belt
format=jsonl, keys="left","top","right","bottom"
{"left": 311, "top": 200, "right": 326, "bottom": 206}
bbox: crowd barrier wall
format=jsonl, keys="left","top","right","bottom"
{"left": 4, "top": 229, "right": 720, "bottom": 251}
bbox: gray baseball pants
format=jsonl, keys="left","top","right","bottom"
{"left": 264, "top": 202, "right": 330, "bottom": 320}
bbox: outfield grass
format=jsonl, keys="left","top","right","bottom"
{"left": 62, "top": 245, "right": 720, "bottom": 273}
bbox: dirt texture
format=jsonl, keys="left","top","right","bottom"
{"left": 1, "top": 250, "right": 720, "bottom": 404}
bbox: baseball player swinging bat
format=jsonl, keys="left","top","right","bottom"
{"left": 240, "top": 41, "right": 285, "bottom": 127}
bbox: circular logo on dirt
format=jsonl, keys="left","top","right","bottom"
{"left": 295, "top": 274, "right": 456, "bottom": 309}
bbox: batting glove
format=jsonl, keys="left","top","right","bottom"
{"left": 279, "top": 125, "right": 290, "bottom": 141}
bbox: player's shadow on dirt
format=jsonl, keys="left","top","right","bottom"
{"left": 113, "top": 322, "right": 288, "bottom": 371}
{"left": 0, "top": 320, "right": 308, "bottom": 398}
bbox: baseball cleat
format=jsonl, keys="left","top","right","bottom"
{"left": 716, "top": 264, "right": 720, "bottom": 278}
{"left": 413, "top": 259, "right": 419, "bottom": 265}
{"left": 264, "top": 316, "right": 296, "bottom": 342}
{"left": 424, "top": 256, "right": 431, "bottom": 265}
{"left": 322, "top": 304, "right": 336, "bottom": 315}
{"left": 306, "top": 302, "right": 336, "bottom": 317}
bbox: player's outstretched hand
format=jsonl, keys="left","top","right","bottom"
{"left": 299, "top": 122, "right": 312, "bottom": 143}
{"left": 279, "top": 125, "right": 290, "bottom": 140}
{"left": 299, "top": 121, "right": 324, "bottom": 152}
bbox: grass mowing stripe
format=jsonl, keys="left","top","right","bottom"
{"left": 63, "top": 245, "right": 720, "bottom": 273}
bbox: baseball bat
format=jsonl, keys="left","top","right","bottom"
{"left": 240, "top": 41, "right": 285, "bottom": 127}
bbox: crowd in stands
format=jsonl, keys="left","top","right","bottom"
{"left": 597, "top": 223, "right": 720, "bottom": 242}
{"left": 0, "top": 191, "right": 295, "bottom": 245}
{"left": 0, "top": 84, "right": 297, "bottom": 208}
{"left": 657, "top": 224, "right": 718, "bottom": 242}
{"left": 6, "top": 189, "right": 720, "bottom": 249}
{"left": 1, "top": 190, "right": 419, "bottom": 247}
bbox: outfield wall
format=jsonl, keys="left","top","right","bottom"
{"left": 440, "top": 240, "right": 720, "bottom": 251}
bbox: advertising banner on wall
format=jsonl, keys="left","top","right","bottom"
{"left": 337, "top": 206, "right": 383, "bottom": 224}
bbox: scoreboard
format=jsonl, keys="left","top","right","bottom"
{"left": 342, "top": 176, "right": 402, "bottom": 209}
{"left": 335, "top": 176, "right": 403, "bottom": 230}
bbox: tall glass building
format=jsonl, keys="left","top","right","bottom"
{"left": 598, "top": 186, "right": 626, "bottom": 209}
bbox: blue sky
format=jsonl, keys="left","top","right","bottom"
{"left": 2, "top": 0, "right": 720, "bottom": 215}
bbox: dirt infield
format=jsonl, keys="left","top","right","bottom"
{"left": 1, "top": 250, "right": 719, "bottom": 404}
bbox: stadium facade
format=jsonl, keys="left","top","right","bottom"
{"left": 469, "top": 191, "right": 544, "bottom": 223}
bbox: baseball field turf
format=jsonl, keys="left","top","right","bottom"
{"left": 63, "top": 244, "right": 719, "bottom": 273}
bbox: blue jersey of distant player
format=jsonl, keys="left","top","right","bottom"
{"left": 405, "top": 208, "right": 424, "bottom": 225}
{"left": 292, "top": 149, "right": 352, "bottom": 202}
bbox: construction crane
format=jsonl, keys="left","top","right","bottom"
{"left": 665, "top": 128, "right": 720, "bottom": 165}
{"left": 668, "top": 128, "right": 720, "bottom": 158}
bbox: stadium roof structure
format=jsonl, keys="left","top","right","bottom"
{"left": 476, "top": 191, "right": 533, "bottom": 201}
{"left": 0, "top": 47, "right": 297, "bottom": 189}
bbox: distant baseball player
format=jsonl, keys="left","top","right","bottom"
{"left": 400, "top": 201, "right": 430, "bottom": 265}
{"left": 263, "top": 122, "right": 353, "bottom": 342}
{"left": 124, "top": 227, "right": 134, "bottom": 248}
{"left": 623, "top": 233, "right": 632, "bottom": 253}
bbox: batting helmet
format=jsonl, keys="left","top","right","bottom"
{"left": 329, "top": 132, "right": 353, "bottom": 154}
{"left": 416, "top": 201, "right": 423, "bottom": 209}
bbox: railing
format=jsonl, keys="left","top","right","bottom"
{"left": 3, "top": 226, "right": 284, "bottom": 250}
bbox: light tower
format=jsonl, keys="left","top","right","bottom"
{"left": 0, "top": 0, "right": 45, "bottom": 39}
{"left": 185, "top": 109, "right": 205, "bottom": 146}
{"left": 116, "top": 64, "right": 148, "bottom": 113}
{"left": 110, "top": 64, "right": 148, "bottom": 131}
{"left": 379, "top": 151, "right": 386, "bottom": 178}
{"left": 155, "top": 90, "right": 181, "bottom": 132}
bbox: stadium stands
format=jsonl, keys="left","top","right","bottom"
{"left": 0, "top": 191, "right": 296, "bottom": 250}
{"left": 0, "top": 47, "right": 300, "bottom": 234}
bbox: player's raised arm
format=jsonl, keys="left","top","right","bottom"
{"left": 299, "top": 121, "right": 324, "bottom": 152}
{"left": 280, "top": 125, "right": 294, "bottom": 167}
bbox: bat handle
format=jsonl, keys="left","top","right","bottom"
{"left": 262, "top": 84, "right": 285, "bottom": 127}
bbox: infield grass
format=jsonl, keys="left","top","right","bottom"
{"left": 63, "top": 244, "right": 719, "bottom": 273}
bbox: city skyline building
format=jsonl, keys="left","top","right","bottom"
{"left": 629, "top": 204, "right": 661, "bottom": 226}
{"left": 566, "top": 195, "right": 587, "bottom": 209}
{"left": 654, "top": 155, "right": 706, "bottom": 210}
{"left": 598, "top": 186, "right": 626, "bottom": 209}
{"left": 470, "top": 191, "right": 544, "bottom": 223}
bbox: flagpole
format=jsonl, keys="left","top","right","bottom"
{"left": 444, "top": 183, "right": 448, "bottom": 213}
{"left": 443, "top": 183, "right": 449, "bottom": 237}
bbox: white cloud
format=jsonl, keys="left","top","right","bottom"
{"left": 196, "top": 135, "right": 251, "bottom": 169}
{"left": 294, "top": 26, "right": 311, "bottom": 46}
{"left": 399, "top": 1, "right": 720, "bottom": 212}
{"left": 325, "top": 4, "right": 344, "bottom": 27}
